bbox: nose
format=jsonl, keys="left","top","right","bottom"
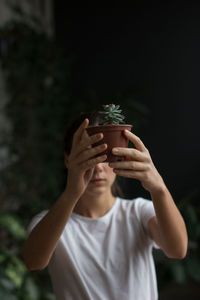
{"left": 94, "top": 162, "right": 104, "bottom": 171}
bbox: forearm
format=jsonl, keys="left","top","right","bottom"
{"left": 110, "top": 130, "right": 188, "bottom": 258}
{"left": 23, "top": 188, "right": 78, "bottom": 270}
{"left": 151, "top": 184, "right": 188, "bottom": 258}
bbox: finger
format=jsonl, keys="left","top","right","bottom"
{"left": 109, "top": 161, "right": 147, "bottom": 171}
{"left": 84, "top": 168, "right": 95, "bottom": 182}
{"left": 80, "top": 154, "right": 107, "bottom": 171}
{"left": 78, "top": 132, "right": 104, "bottom": 154}
{"left": 77, "top": 143, "right": 107, "bottom": 164}
{"left": 82, "top": 126, "right": 90, "bottom": 139}
{"left": 72, "top": 118, "right": 89, "bottom": 147}
{"left": 80, "top": 126, "right": 91, "bottom": 145}
{"left": 123, "top": 130, "right": 146, "bottom": 152}
{"left": 113, "top": 168, "right": 143, "bottom": 179}
{"left": 112, "top": 147, "right": 144, "bottom": 161}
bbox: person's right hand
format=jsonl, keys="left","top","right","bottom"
{"left": 64, "top": 118, "right": 107, "bottom": 201}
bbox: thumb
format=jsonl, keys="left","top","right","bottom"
{"left": 85, "top": 168, "right": 94, "bottom": 183}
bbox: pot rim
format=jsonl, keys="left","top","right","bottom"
{"left": 87, "top": 124, "right": 132, "bottom": 129}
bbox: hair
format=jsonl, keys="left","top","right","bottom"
{"left": 63, "top": 111, "right": 124, "bottom": 198}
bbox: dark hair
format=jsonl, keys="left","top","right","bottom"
{"left": 63, "top": 111, "right": 124, "bottom": 198}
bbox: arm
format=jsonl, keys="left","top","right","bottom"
{"left": 24, "top": 189, "right": 78, "bottom": 270}
{"left": 24, "top": 119, "right": 107, "bottom": 270}
{"left": 147, "top": 186, "right": 188, "bottom": 259}
{"left": 109, "top": 129, "right": 188, "bottom": 259}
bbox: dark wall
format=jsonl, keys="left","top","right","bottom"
{"left": 54, "top": 5, "right": 200, "bottom": 200}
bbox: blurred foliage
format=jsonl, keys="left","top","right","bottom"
{"left": 0, "top": 8, "right": 72, "bottom": 299}
{"left": 0, "top": 6, "right": 199, "bottom": 300}
{"left": 0, "top": 9, "right": 149, "bottom": 299}
{"left": 154, "top": 189, "right": 200, "bottom": 291}
{"left": 0, "top": 219, "right": 55, "bottom": 300}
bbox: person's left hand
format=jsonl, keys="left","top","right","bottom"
{"left": 109, "top": 129, "right": 165, "bottom": 194}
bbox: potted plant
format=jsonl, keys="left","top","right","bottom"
{"left": 86, "top": 104, "right": 132, "bottom": 162}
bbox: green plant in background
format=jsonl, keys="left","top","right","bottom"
{"left": 99, "top": 104, "right": 125, "bottom": 125}
{"left": 0, "top": 214, "right": 55, "bottom": 299}
{"left": 154, "top": 189, "right": 200, "bottom": 292}
{"left": 0, "top": 8, "right": 72, "bottom": 299}
{"left": 0, "top": 12, "right": 147, "bottom": 298}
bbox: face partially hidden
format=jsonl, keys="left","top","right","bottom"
{"left": 85, "top": 162, "right": 116, "bottom": 195}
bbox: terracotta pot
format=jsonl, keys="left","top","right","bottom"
{"left": 86, "top": 124, "right": 132, "bottom": 162}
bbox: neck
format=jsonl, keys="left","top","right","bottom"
{"left": 73, "top": 190, "right": 116, "bottom": 219}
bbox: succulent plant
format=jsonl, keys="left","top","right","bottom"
{"left": 99, "top": 104, "right": 125, "bottom": 125}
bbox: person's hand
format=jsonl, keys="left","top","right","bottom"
{"left": 109, "top": 130, "right": 165, "bottom": 194}
{"left": 65, "top": 119, "right": 107, "bottom": 200}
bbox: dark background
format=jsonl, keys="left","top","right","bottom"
{"left": 54, "top": 4, "right": 200, "bottom": 201}
{"left": 0, "top": 4, "right": 199, "bottom": 299}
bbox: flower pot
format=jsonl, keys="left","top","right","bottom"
{"left": 86, "top": 124, "right": 132, "bottom": 163}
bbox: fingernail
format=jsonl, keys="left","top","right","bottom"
{"left": 112, "top": 148, "right": 118, "bottom": 153}
{"left": 100, "top": 143, "right": 106, "bottom": 149}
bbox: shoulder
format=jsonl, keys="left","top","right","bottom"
{"left": 27, "top": 210, "right": 48, "bottom": 235}
{"left": 116, "top": 196, "right": 149, "bottom": 216}
{"left": 117, "top": 196, "right": 151, "bottom": 210}
{"left": 117, "top": 197, "right": 155, "bottom": 223}
{"left": 133, "top": 197, "right": 154, "bottom": 212}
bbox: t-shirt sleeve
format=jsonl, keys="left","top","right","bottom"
{"left": 27, "top": 210, "right": 48, "bottom": 236}
{"left": 134, "top": 197, "right": 160, "bottom": 248}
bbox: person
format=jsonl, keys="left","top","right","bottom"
{"left": 23, "top": 112, "right": 188, "bottom": 300}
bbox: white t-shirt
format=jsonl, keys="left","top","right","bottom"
{"left": 27, "top": 197, "right": 159, "bottom": 300}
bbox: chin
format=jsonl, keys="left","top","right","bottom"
{"left": 86, "top": 186, "right": 108, "bottom": 196}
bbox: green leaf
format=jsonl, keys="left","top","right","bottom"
{"left": 0, "top": 213, "right": 26, "bottom": 239}
{"left": 170, "top": 262, "right": 187, "bottom": 283}
{"left": 0, "top": 254, "right": 6, "bottom": 264}
{"left": 114, "top": 109, "right": 122, "bottom": 114}
{"left": 108, "top": 113, "right": 114, "bottom": 118}
{"left": 0, "top": 290, "right": 18, "bottom": 300}
{"left": 186, "top": 257, "right": 200, "bottom": 281}
{"left": 23, "top": 277, "right": 40, "bottom": 300}
{"left": 112, "top": 113, "right": 124, "bottom": 118}
{"left": 0, "top": 277, "right": 15, "bottom": 291}
{"left": 5, "top": 256, "right": 27, "bottom": 288}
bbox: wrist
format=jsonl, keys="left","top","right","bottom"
{"left": 62, "top": 186, "right": 79, "bottom": 206}
{"left": 149, "top": 179, "right": 167, "bottom": 198}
